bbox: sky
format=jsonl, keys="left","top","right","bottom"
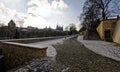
{"left": 0, "top": 0, "right": 86, "bottom": 30}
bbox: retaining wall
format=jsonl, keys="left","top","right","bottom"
{"left": 0, "top": 42, "right": 47, "bottom": 70}
{"left": 1, "top": 36, "right": 66, "bottom": 43}
{"left": 0, "top": 36, "right": 66, "bottom": 70}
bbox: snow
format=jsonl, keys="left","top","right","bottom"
{"left": 15, "top": 57, "right": 52, "bottom": 72}
{"left": 77, "top": 36, "right": 120, "bottom": 61}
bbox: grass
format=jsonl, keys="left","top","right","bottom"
{"left": 52, "top": 38, "right": 120, "bottom": 72}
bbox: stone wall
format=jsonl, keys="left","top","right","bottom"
{"left": 0, "top": 36, "right": 67, "bottom": 70}
{"left": 1, "top": 36, "right": 65, "bottom": 43}
{"left": 0, "top": 42, "right": 47, "bottom": 70}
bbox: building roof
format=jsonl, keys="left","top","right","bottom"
{"left": 8, "top": 20, "right": 16, "bottom": 28}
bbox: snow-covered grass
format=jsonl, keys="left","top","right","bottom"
{"left": 77, "top": 36, "right": 120, "bottom": 61}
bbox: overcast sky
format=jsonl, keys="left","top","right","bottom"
{"left": 0, "top": 0, "right": 86, "bottom": 29}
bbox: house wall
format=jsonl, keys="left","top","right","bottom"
{"left": 113, "top": 19, "right": 120, "bottom": 44}
{"left": 97, "top": 19, "right": 117, "bottom": 41}
{"left": 97, "top": 21, "right": 104, "bottom": 40}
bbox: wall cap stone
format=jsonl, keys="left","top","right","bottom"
{"left": 2, "top": 42, "right": 47, "bottom": 50}
{"left": 0, "top": 36, "right": 66, "bottom": 42}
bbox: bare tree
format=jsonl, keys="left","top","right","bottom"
{"left": 81, "top": 0, "right": 101, "bottom": 30}
{"left": 94, "top": 0, "right": 112, "bottom": 20}
{"left": 80, "top": 0, "right": 119, "bottom": 30}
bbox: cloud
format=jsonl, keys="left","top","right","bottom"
{"left": 75, "top": 21, "right": 82, "bottom": 31}
{"left": 0, "top": 0, "right": 68, "bottom": 28}
{"left": 0, "top": 2, "right": 26, "bottom": 27}
{"left": 0, "top": 3, "right": 16, "bottom": 24}
{"left": 27, "top": 0, "right": 68, "bottom": 17}
{"left": 24, "top": 14, "right": 51, "bottom": 28}
{"left": 27, "top": 0, "right": 53, "bottom": 17}
{"left": 0, "top": 0, "right": 27, "bottom": 13}
{"left": 13, "top": 12, "right": 27, "bottom": 27}
{"left": 51, "top": 0, "right": 68, "bottom": 9}
{"left": 1, "top": 0, "right": 21, "bottom": 3}
{"left": 24, "top": 0, "right": 68, "bottom": 28}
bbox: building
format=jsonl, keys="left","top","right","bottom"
{"left": 0, "top": 20, "right": 19, "bottom": 39}
{"left": 56, "top": 25, "right": 63, "bottom": 31}
{"left": 8, "top": 20, "right": 16, "bottom": 28}
{"left": 97, "top": 15, "right": 120, "bottom": 44}
{"left": 97, "top": 19, "right": 118, "bottom": 41}
{"left": 8, "top": 20, "right": 17, "bottom": 38}
{"left": 113, "top": 19, "right": 120, "bottom": 44}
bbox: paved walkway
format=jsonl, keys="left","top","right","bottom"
{"left": 30, "top": 38, "right": 64, "bottom": 58}
{"left": 77, "top": 36, "right": 120, "bottom": 61}
{"left": 30, "top": 35, "right": 76, "bottom": 58}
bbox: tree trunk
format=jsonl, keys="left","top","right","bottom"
{"left": 102, "top": 8, "right": 106, "bottom": 20}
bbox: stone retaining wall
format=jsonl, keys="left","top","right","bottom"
{"left": 1, "top": 36, "right": 66, "bottom": 43}
{"left": 0, "top": 42, "right": 47, "bottom": 70}
{"left": 0, "top": 36, "right": 67, "bottom": 70}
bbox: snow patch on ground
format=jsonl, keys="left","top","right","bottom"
{"left": 77, "top": 36, "right": 120, "bottom": 61}
{"left": 15, "top": 57, "right": 53, "bottom": 72}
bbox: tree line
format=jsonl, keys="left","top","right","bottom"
{"left": 0, "top": 20, "right": 78, "bottom": 40}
